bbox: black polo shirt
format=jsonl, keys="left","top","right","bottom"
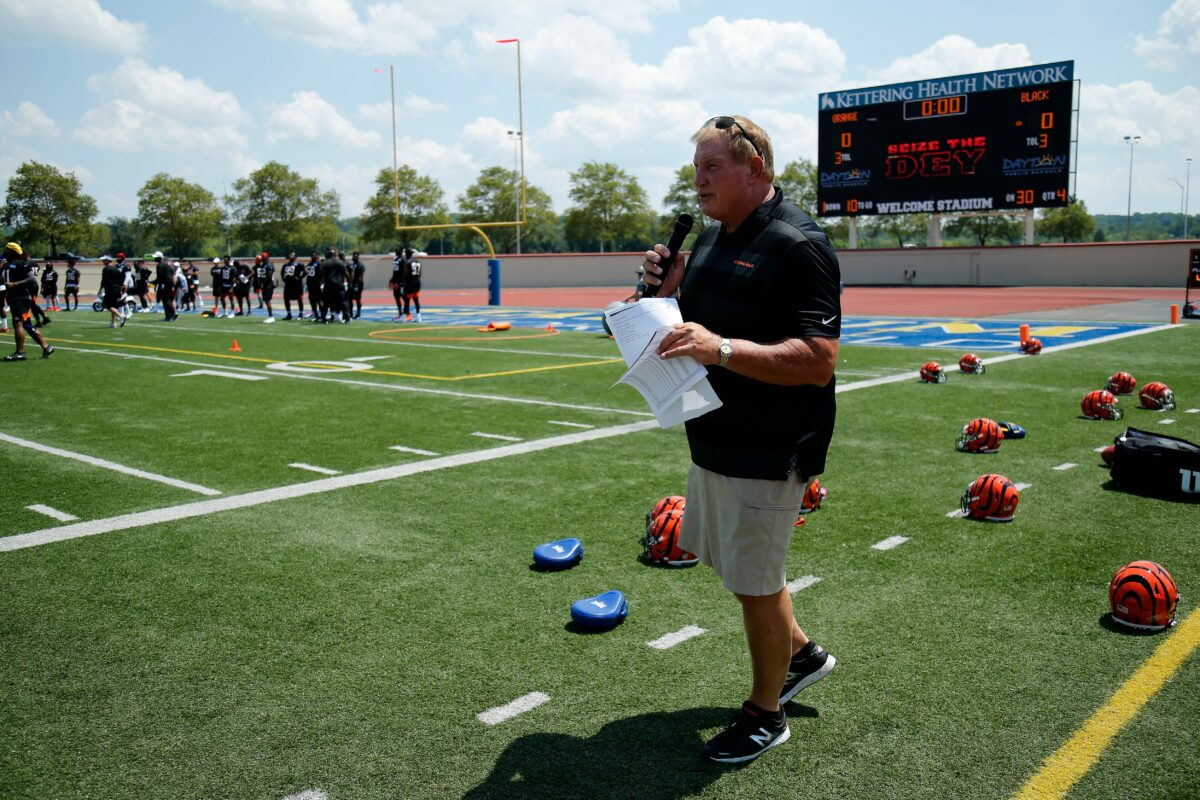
{"left": 678, "top": 188, "right": 841, "bottom": 481}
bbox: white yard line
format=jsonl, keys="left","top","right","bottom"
{"left": 26, "top": 504, "right": 78, "bottom": 522}
{"left": 171, "top": 369, "right": 268, "bottom": 381}
{"left": 787, "top": 575, "right": 822, "bottom": 593}
{"left": 1015, "top": 482, "right": 1033, "bottom": 491}
{"left": 471, "top": 432, "right": 523, "bottom": 442}
{"left": 289, "top": 463, "right": 341, "bottom": 476}
{"left": 872, "top": 535, "right": 910, "bottom": 551}
{"left": 0, "top": 421, "right": 657, "bottom": 552}
{"left": 946, "top": 509, "right": 968, "bottom": 518}
{"left": 1053, "top": 463, "right": 1079, "bottom": 471}
{"left": 1186, "top": 409, "right": 1199, "bottom": 414}
{"left": 547, "top": 420, "right": 594, "bottom": 429}
{"left": 1158, "top": 418, "right": 1176, "bottom": 425}
{"left": 60, "top": 347, "right": 653, "bottom": 418}
{"left": 1094, "top": 446, "right": 1109, "bottom": 452}
{"left": 347, "top": 356, "right": 391, "bottom": 362}
{"left": 0, "top": 432, "right": 220, "bottom": 496}
{"left": 389, "top": 445, "right": 440, "bottom": 456}
{"left": 647, "top": 625, "right": 707, "bottom": 650}
{"left": 477, "top": 692, "right": 550, "bottom": 725}
{"left": 282, "top": 790, "right": 328, "bottom": 800}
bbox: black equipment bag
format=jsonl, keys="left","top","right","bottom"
{"left": 1110, "top": 427, "right": 1200, "bottom": 502}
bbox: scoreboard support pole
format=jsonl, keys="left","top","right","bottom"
{"left": 848, "top": 218, "right": 858, "bottom": 249}
{"left": 928, "top": 215, "right": 942, "bottom": 248}
{"left": 1024, "top": 210, "right": 1035, "bottom": 245}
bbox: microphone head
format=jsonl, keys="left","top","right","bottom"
{"left": 675, "top": 213, "right": 694, "bottom": 233}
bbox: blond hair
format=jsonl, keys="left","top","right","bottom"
{"left": 691, "top": 115, "right": 775, "bottom": 183}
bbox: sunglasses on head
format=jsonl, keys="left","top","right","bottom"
{"left": 708, "top": 116, "right": 763, "bottom": 160}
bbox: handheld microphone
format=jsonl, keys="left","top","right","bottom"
{"left": 640, "top": 213, "right": 694, "bottom": 298}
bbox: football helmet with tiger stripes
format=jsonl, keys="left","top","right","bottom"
{"left": 919, "top": 361, "right": 947, "bottom": 383}
{"left": 1109, "top": 560, "right": 1178, "bottom": 631}
{"left": 645, "top": 495, "right": 685, "bottom": 525}
{"left": 958, "top": 353, "right": 985, "bottom": 374}
{"left": 956, "top": 418, "right": 1002, "bottom": 453}
{"left": 800, "top": 478, "right": 826, "bottom": 513}
{"left": 1020, "top": 337, "right": 1042, "bottom": 355}
{"left": 1081, "top": 389, "right": 1122, "bottom": 420}
{"left": 1106, "top": 371, "right": 1137, "bottom": 395}
{"left": 642, "top": 509, "right": 697, "bottom": 567}
{"left": 960, "top": 474, "right": 1020, "bottom": 522}
{"left": 1138, "top": 381, "right": 1176, "bottom": 411}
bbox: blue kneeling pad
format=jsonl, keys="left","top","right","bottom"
{"left": 998, "top": 421, "right": 1027, "bottom": 439}
{"left": 570, "top": 590, "right": 628, "bottom": 629}
{"left": 533, "top": 537, "right": 583, "bottom": 570}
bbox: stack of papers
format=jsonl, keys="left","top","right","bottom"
{"left": 604, "top": 298, "right": 722, "bottom": 428}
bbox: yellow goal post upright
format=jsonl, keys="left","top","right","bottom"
{"left": 387, "top": 38, "right": 527, "bottom": 305}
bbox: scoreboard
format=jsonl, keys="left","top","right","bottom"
{"left": 817, "top": 61, "right": 1074, "bottom": 217}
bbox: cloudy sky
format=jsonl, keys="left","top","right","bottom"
{"left": 2, "top": 0, "right": 1197, "bottom": 224}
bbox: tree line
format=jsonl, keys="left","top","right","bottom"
{"left": 5, "top": 157, "right": 1176, "bottom": 260}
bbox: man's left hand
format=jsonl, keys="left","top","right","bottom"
{"left": 657, "top": 322, "right": 721, "bottom": 365}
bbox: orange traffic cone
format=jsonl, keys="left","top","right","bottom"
{"left": 545, "top": 323, "right": 555, "bottom": 332}
{"left": 229, "top": 339, "right": 242, "bottom": 352}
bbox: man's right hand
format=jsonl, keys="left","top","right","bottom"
{"left": 641, "top": 243, "right": 685, "bottom": 297}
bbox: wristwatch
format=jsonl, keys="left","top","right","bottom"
{"left": 718, "top": 337, "right": 733, "bottom": 368}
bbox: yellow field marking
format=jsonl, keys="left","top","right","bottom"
{"left": 368, "top": 325, "right": 562, "bottom": 342}
{"left": 1010, "top": 607, "right": 1200, "bottom": 800}
{"left": 56, "top": 338, "right": 621, "bottom": 382}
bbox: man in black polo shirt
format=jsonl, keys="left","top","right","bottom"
{"left": 304, "top": 251, "right": 322, "bottom": 320}
{"left": 319, "top": 248, "right": 349, "bottom": 323}
{"left": 153, "top": 252, "right": 177, "bottom": 321}
{"left": 99, "top": 254, "right": 126, "bottom": 327}
{"left": 642, "top": 115, "right": 841, "bottom": 765}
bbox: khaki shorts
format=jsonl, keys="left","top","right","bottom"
{"left": 678, "top": 463, "right": 812, "bottom": 596}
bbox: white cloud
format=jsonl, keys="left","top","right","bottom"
{"left": 865, "top": 35, "right": 1031, "bottom": 85}
{"left": 1079, "top": 80, "right": 1200, "bottom": 149}
{"left": 0, "top": 0, "right": 147, "bottom": 55}
{"left": 1134, "top": 0, "right": 1200, "bottom": 69}
{"left": 744, "top": 108, "right": 819, "bottom": 168}
{"left": 659, "top": 17, "right": 845, "bottom": 100}
{"left": 267, "top": 91, "right": 381, "bottom": 149}
{"left": 1, "top": 101, "right": 60, "bottom": 139}
{"left": 75, "top": 59, "right": 249, "bottom": 152}
{"left": 358, "top": 96, "right": 447, "bottom": 122}
{"left": 304, "top": 162, "right": 377, "bottom": 216}
{"left": 543, "top": 98, "right": 707, "bottom": 151}
{"left": 209, "top": 0, "right": 442, "bottom": 54}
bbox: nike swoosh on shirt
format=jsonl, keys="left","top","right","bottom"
{"left": 821, "top": 315, "right": 839, "bottom": 326}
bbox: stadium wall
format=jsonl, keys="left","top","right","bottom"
{"left": 62, "top": 240, "right": 1196, "bottom": 294}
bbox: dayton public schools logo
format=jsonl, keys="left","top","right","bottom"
{"left": 820, "top": 168, "right": 871, "bottom": 188}
{"left": 1001, "top": 154, "right": 1066, "bottom": 177}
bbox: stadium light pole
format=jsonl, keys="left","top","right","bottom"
{"left": 1170, "top": 178, "right": 1185, "bottom": 238}
{"left": 1186, "top": 157, "right": 1192, "bottom": 239}
{"left": 496, "top": 38, "right": 525, "bottom": 249}
{"left": 1124, "top": 135, "right": 1140, "bottom": 241}
{"left": 507, "top": 129, "right": 522, "bottom": 254}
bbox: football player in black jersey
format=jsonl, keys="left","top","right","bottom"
{"left": 63, "top": 257, "right": 81, "bottom": 311}
{"left": 304, "top": 251, "right": 322, "bottom": 320}
{"left": 218, "top": 256, "right": 237, "bottom": 318}
{"left": 319, "top": 248, "right": 349, "bottom": 323}
{"left": 40, "top": 261, "right": 60, "bottom": 311}
{"left": 256, "top": 254, "right": 276, "bottom": 321}
{"left": 2, "top": 243, "right": 54, "bottom": 361}
{"left": 135, "top": 259, "right": 152, "bottom": 312}
{"left": 348, "top": 251, "right": 366, "bottom": 319}
{"left": 403, "top": 247, "right": 423, "bottom": 322}
{"left": 153, "top": 252, "right": 178, "bottom": 321}
{"left": 390, "top": 247, "right": 407, "bottom": 321}
{"left": 280, "top": 251, "right": 304, "bottom": 320}
{"left": 234, "top": 259, "right": 253, "bottom": 316}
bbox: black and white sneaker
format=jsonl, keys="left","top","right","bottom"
{"left": 702, "top": 701, "right": 790, "bottom": 763}
{"left": 780, "top": 641, "right": 836, "bottom": 705}
{"left": 41, "top": 346, "right": 55, "bottom": 359}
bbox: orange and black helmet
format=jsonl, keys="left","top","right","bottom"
{"left": 956, "top": 418, "right": 1002, "bottom": 453}
{"left": 919, "top": 361, "right": 947, "bottom": 383}
{"left": 645, "top": 495, "right": 686, "bottom": 526}
{"left": 960, "top": 473, "right": 1020, "bottom": 522}
{"left": 1020, "top": 338, "right": 1043, "bottom": 355}
{"left": 1081, "top": 389, "right": 1122, "bottom": 420}
{"left": 642, "top": 509, "right": 697, "bottom": 567}
{"left": 1138, "top": 381, "right": 1176, "bottom": 411}
{"left": 1109, "top": 560, "right": 1178, "bottom": 631}
{"left": 1106, "top": 371, "right": 1137, "bottom": 395}
{"left": 958, "top": 353, "right": 985, "bottom": 374}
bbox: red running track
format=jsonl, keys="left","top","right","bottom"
{"left": 363, "top": 286, "right": 1184, "bottom": 317}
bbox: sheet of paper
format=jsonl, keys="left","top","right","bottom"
{"left": 605, "top": 299, "right": 723, "bottom": 427}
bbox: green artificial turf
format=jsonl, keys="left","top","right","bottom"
{"left": 1, "top": 313, "right": 1197, "bottom": 799}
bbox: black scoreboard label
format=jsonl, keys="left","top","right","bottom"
{"left": 817, "top": 61, "right": 1074, "bottom": 217}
